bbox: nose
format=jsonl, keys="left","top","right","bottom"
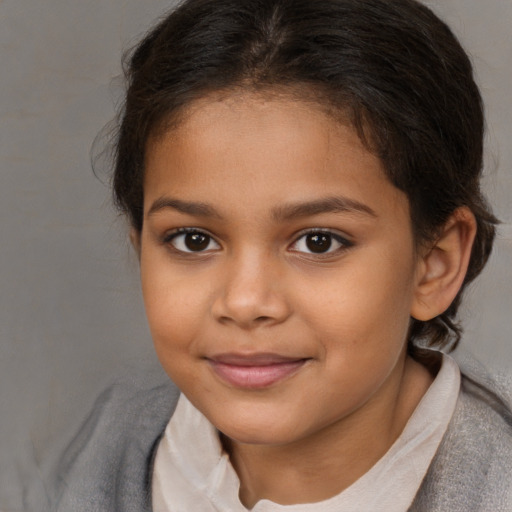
{"left": 211, "top": 251, "right": 291, "bottom": 329}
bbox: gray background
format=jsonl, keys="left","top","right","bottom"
{"left": 1, "top": 1, "right": 511, "bottom": 510}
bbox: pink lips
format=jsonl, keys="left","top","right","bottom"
{"left": 207, "top": 354, "right": 308, "bottom": 389}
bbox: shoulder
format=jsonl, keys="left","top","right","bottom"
{"left": 412, "top": 354, "right": 512, "bottom": 511}
{"left": 32, "top": 374, "right": 180, "bottom": 512}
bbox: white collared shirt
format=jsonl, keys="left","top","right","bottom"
{"left": 152, "top": 354, "right": 460, "bottom": 512}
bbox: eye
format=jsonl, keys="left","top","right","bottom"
{"left": 165, "top": 229, "right": 220, "bottom": 253}
{"left": 290, "top": 230, "right": 352, "bottom": 255}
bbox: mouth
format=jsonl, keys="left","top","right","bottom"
{"left": 206, "top": 353, "right": 310, "bottom": 389}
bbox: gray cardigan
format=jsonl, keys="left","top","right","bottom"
{"left": 31, "top": 360, "right": 512, "bottom": 511}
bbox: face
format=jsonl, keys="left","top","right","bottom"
{"left": 139, "top": 93, "right": 424, "bottom": 446}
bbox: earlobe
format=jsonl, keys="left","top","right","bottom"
{"left": 411, "top": 207, "right": 477, "bottom": 321}
{"left": 130, "top": 228, "right": 142, "bottom": 261}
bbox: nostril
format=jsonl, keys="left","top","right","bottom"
{"left": 255, "top": 315, "right": 272, "bottom": 323}
{"left": 216, "top": 314, "right": 279, "bottom": 328}
{"left": 211, "top": 279, "right": 292, "bottom": 328}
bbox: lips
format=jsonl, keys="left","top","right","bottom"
{"left": 207, "top": 353, "right": 309, "bottom": 389}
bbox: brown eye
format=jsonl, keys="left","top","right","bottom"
{"left": 306, "top": 233, "right": 332, "bottom": 253}
{"left": 167, "top": 230, "right": 220, "bottom": 253}
{"left": 290, "top": 230, "right": 352, "bottom": 255}
{"left": 184, "top": 232, "right": 210, "bottom": 251}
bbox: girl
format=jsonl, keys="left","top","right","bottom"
{"left": 38, "top": 0, "right": 512, "bottom": 510}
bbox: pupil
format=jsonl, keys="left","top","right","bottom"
{"left": 306, "top": 233, "right": 331, "bottom": 253}
{"left": 185, "top": 232, "right": 209, "bottom": 251}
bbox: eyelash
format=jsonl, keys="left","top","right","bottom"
{"left": 162, "top": 227, "right": 220, "bottom": 254}
{"left": 162, "top": 228, "right": 353, "bottom": 256}
{"left": 289, "top": 229, "right": 353, "bottom": 257}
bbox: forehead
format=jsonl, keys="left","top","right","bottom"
{"left": 143, "top": 92, "right": 409, "bottom": 225}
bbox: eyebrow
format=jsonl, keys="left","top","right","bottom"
{"left": 147, "top": 195, "right": 376, "bottom": 220}
{"left": 147, "top": 197, "right": 222, "bottom": 218}
{"left": 271, "top": 196, "right": 377, "bottom": 221}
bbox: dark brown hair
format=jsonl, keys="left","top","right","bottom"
{"left": 112, "top": 0, "right": 497, "bottom": 352}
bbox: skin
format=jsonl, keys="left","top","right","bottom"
{"left": 136, "top": 92, "right": 474, "bottom": 507}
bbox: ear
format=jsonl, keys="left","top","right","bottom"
{"left": 130, "top": 228, "right": 142, "bottom": 261}
{"left": 411, "top": 207, "right": 477, "bottom": 321}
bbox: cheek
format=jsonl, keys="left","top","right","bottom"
{"left": 143, "top": 280, "right": 205, "bottom": 386}
{"left": 140, "top": 253, "right": 209, "bottom": 357}
{"left": 296, "top": 252, "right": 416, "bottom": 352}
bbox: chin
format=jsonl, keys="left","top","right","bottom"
{"left": 214, "top": 411, "right": 306, "bottom": 447}
{"left": 222, "top": 427, "right": 298, "bottom": 447}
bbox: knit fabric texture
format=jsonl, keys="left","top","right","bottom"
{"left": 29, "top": 355, "right": 512, "bottom": 512}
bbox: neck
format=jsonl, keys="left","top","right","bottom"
{"left": 224, "top": 354, "right": 433, "bottom": 508}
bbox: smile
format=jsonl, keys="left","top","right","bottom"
{"left": 207, "top": 354, "right": 309, "bottom": 389}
